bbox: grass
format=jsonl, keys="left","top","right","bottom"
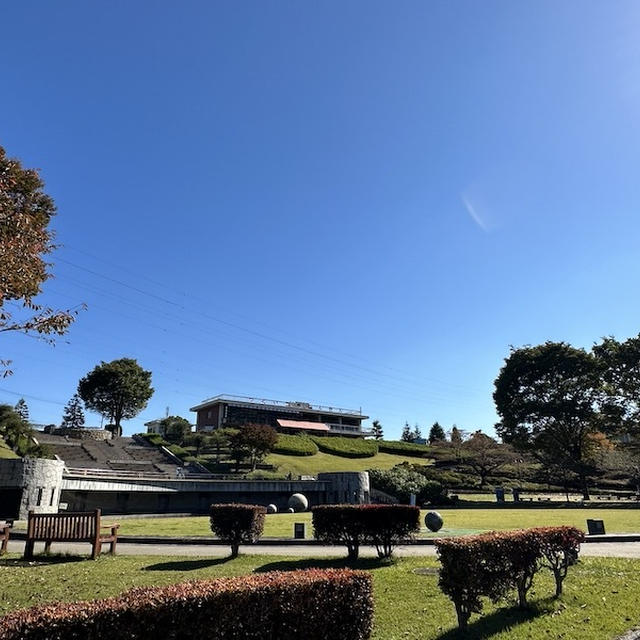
{"left": 266, "top": 450, "right": 431, "bottom": 475}
{"left": 0, "top": 553, "right": 639, "bottom": 639}
{"left": 106, "top": 507, "right": 640, "bottom": 539}
{"left": 0, "top": 438, "right": 18, "bottom": 459}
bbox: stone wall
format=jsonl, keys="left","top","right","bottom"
{"left": 52, "top": 428, "right": 112, "bottom": 440}
{"left": 317, "top": 472, "right": 370, "bottom": 504}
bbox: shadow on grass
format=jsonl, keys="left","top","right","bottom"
{"left": 143, "top": 557, "right": 233, "bottom": 572}
{"left": 0, "top": 553, "right": 88, "bottom": 567}
{"left": 254, "top": 557, "right": 392, "bottom": 573}
{"left": 435, "top": 602, "right": 552, "bottom": 640}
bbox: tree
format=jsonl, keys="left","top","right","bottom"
{"left": 460, "top": 431, "right": 516, "bottom": 488}
{"left": 494, "top": 342, "right": 604, "bottom": 500}
{"left": 0, "top": 145, "right": 80, "bottom": 376}
{"left": 449, "top": 425, "right": 466, "bottom": 459}
{"left": 401, "top": 421, "right": 413, "bottom": 443}
{"left": 14, "top": 398, "right": 29, "bottom": 422}
{"left": 61, "top": 394, "right": 85, "bottom": 429}
{"left": 160, "top": 415, "right": 191, "bottom": 444}
{"left": 78, "top": 358, "right": 153, "bottom": 437}
{"left": 428, "top": 422, "right": 446, "bottom": 444}
{"left": 0, "top": 403, "right": 45, "bottom": 457}
{"left": 209, "top": 428, "right": 231, "bottom": 465}
{"left": 229, "top": 424, "right": 277, "bottom": 471}
{"left": 412, "top": 424, "right": 422, "bottom": 442}
{"left": 371, "top": 419, "right": 384, "bottom": 440}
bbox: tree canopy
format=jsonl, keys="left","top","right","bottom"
{"left": 460, "top": 431, "right": 516, "bottom": 488}
{"left": 0, "top": 145, "right": 79, "bottom": 376}
{"left": 160, "top": 415, "right": 192, "bottom": 444}
{"left": 371, "top": 419, "right": 383, "bottom": 440}
{"left": 61, "top": 394, "right": 85, "bottom": 429}
{"left": 229, "top": 424, "right": 278, "bottom": 471}
{"left": 428, "top": 422, "right": 446, "bottom": 444}
{"left": 78, "top": 358, "right": 153, "bottom": 437}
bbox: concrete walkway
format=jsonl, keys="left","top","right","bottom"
{"left": 8, "top": 539, "right": 640, "bottom": 558}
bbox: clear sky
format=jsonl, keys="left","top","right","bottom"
{"left": 2, "top": 1, "right": 640, "bottom": 438}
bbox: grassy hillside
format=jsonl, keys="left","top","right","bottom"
{"left": 266, "top": 450, "right": 433, "bottom": 475}
{"left": 0, "top": 437, "right": 18, "bottom": 459}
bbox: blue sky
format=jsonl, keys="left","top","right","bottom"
{"left": 2, "top": 1, "right": 640, "bottom": 438}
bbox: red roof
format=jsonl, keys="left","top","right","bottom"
{"left": 277, "top": 419, "right": 330, "bottom": 432}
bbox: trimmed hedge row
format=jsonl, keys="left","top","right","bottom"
{"left": 312, "top": 504, "right": 421, "bottom": 559}
{"left": 137, "top": 433, "right": 191, "bottom": 461}
{"left": 210, "top": 504, "right": 266, "bottom": 557}
{"left": 272, "top": 434, "right": 319, "bottom": 456}
{"left": 435, "top": 526, "right": 584, "bottom": 629}
{"left": 0, "top": 569, "right": 374, "bottom": 640}
{"left": 310, "top": 436, "right": 378, "bottom": 458}
{"left": 377, "top": 440, "right": 431, "bottom": 458}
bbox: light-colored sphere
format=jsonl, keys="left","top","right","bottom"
{"left": 266, "top": 504, "right": 278, "bottom": 514}
{"left": 425, "top": 511, "right": 444, "bottom": 532}
{"left": 287, "top": 507, "right": 295, "bottom": 513}
{"left": 288, "top": 493, "right": 309, "bottom": 512}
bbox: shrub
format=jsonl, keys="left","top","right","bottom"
{"left": 272, "top": 434, "right": 319, "bottom": 456}
{"left": 311, "top": 436, "right": 378, "bottom": 458}
{"left": 368, "top": 465, "right": 447, "bottom": 504}
{"left": 209, "top": 504, "right": 266, "bottom": 557}
{"left": 377, "top": 440, "right": 431, "bottom": 458}
{"left": 0, "top": 569, "right": 374, "bottom": 640}
{"left": 312, "top": 504, "right": 420, "bottom": 560}
{"left": 435, "top": 527, "right": 584, "bottom": 629}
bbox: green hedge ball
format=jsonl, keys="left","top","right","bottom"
{"left": 425, "top": 511, "right": 443, "bottom": 532}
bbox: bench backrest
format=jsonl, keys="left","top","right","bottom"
{"left": 27, "top": 510, "right": 101, "bottom": 541}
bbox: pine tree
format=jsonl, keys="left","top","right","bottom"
{"left": 14, "top": 398, "right": 29, "bottom": 423}
{"left": 428, "top": 422, "right": 446, "bottom": 444}
{"left": 401, "top": 421, "right": 413, "bottom": 442}
{"left": 371, "top": 419, "right": 384, "bottom": 440}
{"left": 412, "top": 424, "right": 422, "bottom": 442}
{"left": 61, "top": 394, "right": 85, "bottom": 429}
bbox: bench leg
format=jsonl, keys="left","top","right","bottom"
{"left": 92, "top": 540, "right": 100, "bottom": 560}
{"left": 44, "top": 541, "right": 52, "bottom": 554}
{"left": 110, "top": 537, "right": 117, "bottom": 555}
{"left": 24, "top": 540, "right": 35, "bottom": 560}
{"left": 0, "top": 534, "right": 7, "bottom": 555}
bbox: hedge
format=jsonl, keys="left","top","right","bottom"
{"left": 137, "top": 433, "right": 191, "bottom": 461}
{"left": 272, "top": 434, "right": 319, "bottom": 456}
{"left": 312, "top": 504, "right": 421, "bottom": 559}
{"left": 377, "top": 440, "right": 431, "bottom": 458}
{"left": 0, "top": 569, "right": 374, "bottom": 640}
{"left": 435, "top": 526, "right": 584, "bottom": 629}
{"left": 310, "top": 436, "right": 378, "bottom": 458}
{"left": 210, "top": 504, "right": 266, "bottom": 557}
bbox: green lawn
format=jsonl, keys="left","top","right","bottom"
{"left": 0, "top": 553, "right": 638, "bottom": 639}
{"left": 111, "top": 507, "right": 640, "bottom": 539}
{"left": 0, "top": 438, "right": 17, "bottom": 459}
{"left": 265, "top": 450, "right": 433, "bottom": 475}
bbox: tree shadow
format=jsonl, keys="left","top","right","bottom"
{"left": 142, "top": 557, "right": 233, "bottom": 572}
{"left": 0, "top": 553, "right": 88, "bottom": 567}
{"left": 434, "top": 602, "right": 551, "bottom": 640}
{"left": 254, "top": 557, "right": 391, "bottom": 573}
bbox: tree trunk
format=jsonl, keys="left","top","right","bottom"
{"left": 347, "top": 543, "right": 359, "bottom": 561}
{"left": 553, "top": 569, "right": 563, "bottom": 598}
{"left": 580, "top": 473, "right": 590, "bottom": 501}
{"left": 230, "top": 542, "right": 239, "bottom": 558}
{"left": 455, "top": 602, "right": 470, "bottom": 630}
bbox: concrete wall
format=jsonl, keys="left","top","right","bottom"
{"left": 317, "top": 472, "right": 370, "bottom": 504}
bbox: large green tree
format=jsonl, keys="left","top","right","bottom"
{"left": 78, "top": 358, "right": 153, "bottom": 437}
{"left": 229, "top": 424, "right": 277, "bottom": 471}
{"left": 494, "top": 342, "right": 604, "bottom": 499}
{"left": 460, "top": 431, "right": 516, "bottom": 488}
{"left": 0, "top": 145, "right": 79, "bottom": 376}
{"left": 60, "top": 394, "right": 85, "bottom": 429}
{"left": 428, "top": 422, "right": 446, "bottom": 444}
{"left": 160, "top": 415, "right": 192, "bottom": 444}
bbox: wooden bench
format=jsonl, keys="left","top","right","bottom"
{"left": 0, "top": 520, "right": 12, "bottom": 555}
{"left": 24, "top": 509, "right": 119, "bottom": 560}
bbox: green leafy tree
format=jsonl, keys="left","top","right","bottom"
{"left": 0, "top": 145, "right": 80, "bottom": 376}
{"left": 160, "top": 415, "right": 191, "bottom": 444}
{"left": 60, "top": 394, "right": 85, "bottom": 429}
{"left": 14, "top": 398, "right": 29, "bottom": 422}
{"left": 371, "top": 419, "right": 383, "bottom": 440}
{"left": 209, "top": 428, "right": 231, "bottom": 465}
{"left": 229, "top": 424, "right": 278, "bottom": 471}
{"left": 78, "top": 358, "right": 153, "bottom": 437}
{"left": 460, "top": 431, "right": 516, "bottom": 488}
{"left": 428, "top": 422, "right": 446, "bottom": 444}
{"left": 494, "top": 342, "right": 604, "bottom": 500}
{"left": 0, "top": 404, "right": 45, "bottom": 457}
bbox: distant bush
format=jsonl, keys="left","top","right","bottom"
{"left": 435, "top": 526, "right": 584, "bottom": 629}
{"left": 369, "top": 465, "right": 448, "bottom": 505}
{"left": 273, "top": 434, "right": 319, "bottom": 456}
{"left": 0, "top": 569, "right": 374, "bottom": 640}
{"left": 311, "top": 436, "right": 378, "bottom": 458}
{"left": 377, "top": 440, "right": 431, "bottom": 458}
{"left": 312, "top": 504, "right": 421, "bottom": 559}
{"left": 210, "top": 503, "right": 266, "bottom": 557}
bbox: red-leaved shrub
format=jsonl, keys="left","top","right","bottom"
{"left": 209, "top": 504, "right": 266, "bottom": 557}
{"left": 0, "top": 569, "right": 374, "bottom": 640}
{"left": 313, "top": 505, "right": 368, "bottom": 560}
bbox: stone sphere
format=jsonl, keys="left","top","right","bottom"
{"left": 288, "top": 493, "right": 309, "bottom": 512}
{"left": 425, "top": 511, "right": 444, "bottom": 533}
{"left": 287, "top": 507, "right": 295, "bottom": 513}
{"left": 266, "top": 504, "right": 278, "bottom": 514}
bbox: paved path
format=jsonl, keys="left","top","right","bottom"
{"left": 8, "top": 540, "right": 640, "bottom": 558}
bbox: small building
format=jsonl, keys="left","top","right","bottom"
{"left": 190, "top": 394, "right": 371, "bottom": 438}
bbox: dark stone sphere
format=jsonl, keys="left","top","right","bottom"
{"left": 425, "top": 511, "right": 444, "bottom": 532}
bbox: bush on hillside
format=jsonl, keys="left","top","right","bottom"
{"left": 0, "top": 570, "right": 374, "bottom": 640}
{"left": 273, "top": 434, "right": 319, "bottom": 456}
{"left": 209, "top": 503, "right": 266, "bottom": 557}
{"left": 311, "top": 436, "right": 378, "bottom": 458}
{"left": 377, "top": 440, "right": 431, "bottom": 458}
{"left": 369, "top": 465, "right": 449, "bottom": 505}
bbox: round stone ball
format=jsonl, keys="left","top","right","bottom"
{"left": 266, "top": 504, "right": 278, "bottom": 514}
{"left": 288, "top": 493, "right": 309, "bottom": 512}
{"left": 287, "top": 507, "right": 295, "bottom": 513}
{"left": 425, "top": 511, "right": 444, "bottom": 533}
